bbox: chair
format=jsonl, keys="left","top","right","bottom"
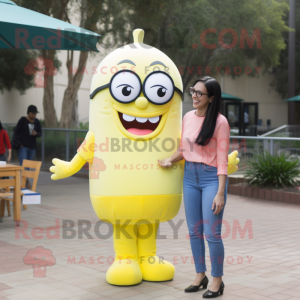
{"left": 0, "top": 187, "right": 14, "bottom": 217}
{"left": 0, "top": 160, "right": 42, "bottom": 217}
{"left": 20, "top": 160, "right": 42, "bottom": 209}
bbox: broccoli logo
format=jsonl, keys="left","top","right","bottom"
{"left": 23, "top": 246, "right": 55, "bottom": 277}
{"left": 89, "top": 157, "right": 106, "bottom": 179}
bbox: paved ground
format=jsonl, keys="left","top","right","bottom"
{"left": 0, "top": 171, "right": 300, "bottom": 300}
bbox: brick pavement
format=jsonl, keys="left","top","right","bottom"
{"left": 0, "top": 172, "right": 299, "bottom": 300}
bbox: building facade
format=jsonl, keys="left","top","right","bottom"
{"left": 0, "top": 48, "right": 288, "bottom": 133}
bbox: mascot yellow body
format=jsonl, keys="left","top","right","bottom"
{"left": 50, "top": 29, "right": 239, "bottom": 286}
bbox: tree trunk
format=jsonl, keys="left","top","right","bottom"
{"left": 71, "top": 93, "right": 79, "bottom": 128}
{"left": 59, "top": 0, "right": 105, "bottom": 128}
{"left": 42, "top": 49, "right": 58, "bottom": 128}
{"left": 60, "top": 51, "right": 89, "bottom": 128}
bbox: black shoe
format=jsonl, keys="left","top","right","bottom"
{"left": 184, "top": 275, "right": 209, "bottom": 293}
{"left": 203, "top": 281, "right": 224, "bottom": 298}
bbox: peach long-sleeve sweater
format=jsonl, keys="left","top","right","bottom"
{"left": 180, "top": 110, "right": 230, "bottom": 175}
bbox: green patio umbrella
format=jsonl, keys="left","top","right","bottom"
{"left": 0, "top": 0, "right": 100, "bottom": 51}
{"left": 221, "top": 92, "right": 243, "bottom": 101}
{"left": 284, "top": 95, "right": 300, "bottom": 101}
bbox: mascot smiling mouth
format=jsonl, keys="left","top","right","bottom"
{"left": 118, "top": 112, "right": 162, "bottom": 136}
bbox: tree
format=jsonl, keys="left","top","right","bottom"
{"left": 60, "top": 0, "right": 124, "bottom": 128}
{"left": 16, "top": 0, "right": 121, "bottom": 128}
{"left": 60, "top": 0, "right": 107, "bottom": 128}
{"left": 0, "top": 49, "right": 35, "bottom": 93}
{"left": 270, "top": 1, "right": 300, "bottom": 97}
{"left": 103, "top": 0, "right": 290, "bottom": 91}
{"left": 13, "top": 0, "right": 291, "bottom": 127}
{"left": 15, "top": 0, "right": 70, "bottom": 127}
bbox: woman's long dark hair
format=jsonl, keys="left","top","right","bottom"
{"left": 0, "top": 121, "right": 3, "bottom": 131}
{"left": 194, "top": 76, "right": 221, "bottom": 146}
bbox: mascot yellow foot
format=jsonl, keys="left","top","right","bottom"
{"left": 139, "top": 256, "right": 175, "bottom": 281}
{"left": 106, "top": 259, "right": 142, "bottom": 286}
{"left": 137, "top": 224, "right": 175, "bottom": 281}
{"left": 106, "top": 222, "right": 175, "bottom": 286}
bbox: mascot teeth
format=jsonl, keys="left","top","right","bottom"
{"left": 122, "top": 114, "right": 135, "bottom": 122}
{"left": 136, "top": 117, "right": 148, "bottom": 123}
{"left": 148, "top": 116, "right": 159, "bottom": 123}
{"left": 122, "top": 113, "right": 160, "bottom": 124}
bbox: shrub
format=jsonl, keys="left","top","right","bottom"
{"left": 79, "top": 122, "right": 89, "bottom": 130}
{"left": 244, "top": 151, "right": 300, "bottom": 188}
{"left": 35, "top": 130, "right": 87, "bottom": 163}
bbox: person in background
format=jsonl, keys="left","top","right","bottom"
{"left": 13, "top": 105, "right": 42, "bottom": 166}
{"left": 0, "top": 121, "right": 12, "bottom": 163}
{"left": 244, "top": 107, "right": 249, "bottom": 134}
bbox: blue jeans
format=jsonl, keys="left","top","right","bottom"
{"left": 18, "top": 147, "right": 36, "bottom": 166}
{"left": 183, "top": 161, "right": 228, "bottom": 277}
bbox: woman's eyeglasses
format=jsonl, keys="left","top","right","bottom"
{"left": 189, "top": 87, "right": 210, "bottom": 98}
{"left": 90, "top": 70, "right": 183, "bottom": 105}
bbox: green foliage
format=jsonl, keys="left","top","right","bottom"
{"left": 12, "top": 1, "right": 64, "bottom": 72}
{"left": 270, "top": 1, "right": 300, "bottom": 97}
{"left": 0, "top": 49, "right": 36, "bottom": 93}
{"left": 0, "top": 49, "right": 61, "bottom": 94}
{"left": 38, "top": 119, "right": 47, "bottom": 128}
{"left": 35, "top": 130, "right": 87, "bottom": 162}
{"left": 244, "top": 151, "right": 300, "bottom": 188}
{"left": 0, "top": 0, "right": 64, "bottom": 95}
{"left": 14, "top": 0, "right": 72, "bottom": 20}
{"left": 103, "top": 0, "right": 290, "bottom": 89}
{"left": 52, "top": 54, "right": 62, "bottom": 73}
{"left": 78, "top": 121, "right": 89, "bottom": 129}
{"left": 3, "top": 0, "right": 291, "bottom": 124}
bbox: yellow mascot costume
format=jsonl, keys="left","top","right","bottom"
{"left": 50, "top": 28, "right": 239, "bottom": 286}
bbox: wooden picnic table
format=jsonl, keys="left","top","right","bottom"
{"left": 0, "top": 164, "right": 22, "bottom": 225}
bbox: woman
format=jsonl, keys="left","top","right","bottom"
{"left": 0, "top": 121, "right": 12, "bottom": 164}
{"left": 158, "top": 76, "right": 230, "bottom": 298}
{"left": 13, "top": 105, "right": 42, "bottom": 166}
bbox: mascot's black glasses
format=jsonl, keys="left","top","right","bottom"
{"left": 90, "top": 70, "right": 183, "bottom": 105}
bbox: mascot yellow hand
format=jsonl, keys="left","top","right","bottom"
{"left": 50, "top": 155, "right": 86, "bottom": 180}
{"left": 227, "top": 150, "right": 240, "bottom": 175}
{"left": 50, "top": 131, "right": 95, "bottom": 180}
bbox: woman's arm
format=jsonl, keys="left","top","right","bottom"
{"left": 158, "top": 115, "right": 186, "bottom": 167}
{"left": 35, "top": 119, "right": 42, "bottom": 137}
{"left": 157, "top": 148, "right": 184, "bottom": 167}
{"left": 7, "top": 149, "right": 11, "bottom": 163}
{"left": 217, "top": 174, "right": 227, "bottom": 195}
{"left": 213, "top": 120, "right": 230, "bottom": 214}
{"left": 212, "top": 174, "right": 226, "bottom": 214}
{"left": 216, "top": 121, "right": 230, "bottom": 175}
{"left": 3, "top": 130, "right": 12, "bottom": 162}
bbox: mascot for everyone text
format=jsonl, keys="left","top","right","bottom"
{"left": 50, "top": 29, "right": 239, "bottom": 286}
